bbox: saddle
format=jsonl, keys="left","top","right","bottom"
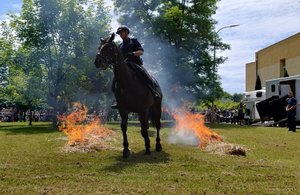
{"left": 127, "top": 62, "right": 161, "bottom": 98}
{"left": 112, "top": 62, "right": 161, "bottom": 99}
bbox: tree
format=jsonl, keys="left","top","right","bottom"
{"left": 284, "top": 68, "right": 289, "bottom": 77}
{"left": 255, "top": 75, "right": 262, "bottom": 90}
{"left": 14, "top": 47, "right": 48, "bottom": 125}
{"left": 1, "top": 19, "right": 48, "bottom": 124}
{"left": 113, "top": 0, "right": 229, "bottom": 104}
{"left": 0, "top": 21, "right": 15, "bottom": 87}
{"left": 232, "top": 93, "right": 243, "bottom": 102}
{"left": 11, "top": 0, "right": 112, "bottom": 127}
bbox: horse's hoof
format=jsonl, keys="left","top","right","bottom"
{"left": 145, "top": 148, "right": 151, "bottom": 155}
{"left": 156, "top": 144, "right": 162, "bottom": 152}
{"left": 123, "top": 149, "right": 130, "bottom": 158}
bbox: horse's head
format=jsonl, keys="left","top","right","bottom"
{"left": 94, "top": 33, "right": 116, "bottom": 70}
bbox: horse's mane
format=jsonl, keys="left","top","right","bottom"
{"left": 112, "top": 41, "right": 125, "bottom": 61}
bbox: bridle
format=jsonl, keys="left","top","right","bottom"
{"left": 97, "top": 42, "right": 116, "bottom": 69}
{"left": 97, "top": 41, "right": 128, "bottom": 69}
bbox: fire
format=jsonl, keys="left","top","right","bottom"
{"left": 172, "top": 107, "right": 222, "bottom": 148}
{"left": 58, "top": 102, "right": 112, "bottom": 145}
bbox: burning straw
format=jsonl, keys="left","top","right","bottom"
{"left": 204, "top": 142, "right": 247, "bottom": 156}
{"left": 58, "top": 102, "right": 115, "bottom": 153}
{"left": 170, "top": 106, "right": 247, "bottom": 156}
{"left": 171, "top": 107, "right": 222, "bottom": 148}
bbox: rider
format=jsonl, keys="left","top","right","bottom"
{"left": 116, "top": 25, "right": 144, "bottom": 66}
{"left": 111, "top": 25, "right": 160, "bottom": 109}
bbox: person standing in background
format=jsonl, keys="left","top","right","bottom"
{"left": 286, "top": 91, "right": 297, "bottom": 132}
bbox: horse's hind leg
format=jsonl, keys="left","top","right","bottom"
{"left": 155, "top": 119, "right": 162, "bottom": 152}
{"left": 120, "top": 111, "right": 130, "bottom": 158}
{"left": 152, "top": 102, "right": 162, "bottom": 152}
{"left": 140, "top": 111, "right": 151, "bottom": 154}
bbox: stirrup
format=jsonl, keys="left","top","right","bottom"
{"left": 111, "top": 103, "right": 119, "bottom": 109}
{"left": 153, "top": 93, "right": 160, "bottom": 100}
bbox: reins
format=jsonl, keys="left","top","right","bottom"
{"left": 100, "top": 42, "right": 128, "bottom": 70}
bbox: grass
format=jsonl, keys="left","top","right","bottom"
{"left": 0, "top": 121, "right": 299, "bottom": 194}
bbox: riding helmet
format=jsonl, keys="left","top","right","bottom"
{"left": 116, "top": 25, "right": 130, "bottom": 34}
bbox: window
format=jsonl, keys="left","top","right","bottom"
{"left": 271, "top": 84, "right": 276, "bottom": 92}
{"left": 280, "top": 59, "right": 286, "bottom": 77}
{"left": 256, "top": 91, "right": 262, "bottom": 97}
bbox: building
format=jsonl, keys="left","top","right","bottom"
{"left": 246, "top": 32, "right": 300, "bottom": 92}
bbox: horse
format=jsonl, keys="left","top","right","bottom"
{"left": 94, "top": 33, "right": 163, "bottom": 158}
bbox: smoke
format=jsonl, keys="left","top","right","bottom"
{"left": 139, "top": 34, "right": 200, "bottom": 146}
{"left": 168, "top": 129, "right": 199, "bottom": 146}
{"left": 140, "top": 32, "right": 198, "bottom": 111}
{"left": 109, "top": 4, "right": 197, "bottom": 109}
{"left": 112, "top": 1, "right": 205, "bottom": 145}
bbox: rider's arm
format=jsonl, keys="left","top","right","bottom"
{"left": 131, "top": 39, "right": 144, "bottom": 57}
{"left": 133, "top": 50, "right": 144, "bottom": 56}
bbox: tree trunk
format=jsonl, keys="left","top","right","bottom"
{"left": 52, "top": 105, "right": 58, "bottom": 129}
{"left": 50, "top": 92, "right": 59, "bottom": 129}
{"left": 211, "top": 101, "right": 215, "bottom": 124}
{"left": 29, "top": 109, "right": 33, "bottom": 126}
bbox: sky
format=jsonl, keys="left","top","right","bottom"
{"left": 0, "top": 0, "right": 21, "bottom": 20}
{"left": 213, "top": 0, "right": 300, "bottom": 94}
{"left": 1, "top": 0, "right": 300, "bottom": 94}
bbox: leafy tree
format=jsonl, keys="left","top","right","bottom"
{"left": 14, "top": 47, "right": 48, "bottom": 125}
{"left": 0, "top": 21, "right": 15, "bottom": 87}
{"left": 1, "top": 19, "right": 48, "bottom": 124}
{"left": 197, "top": 99, "right": 239, "bottom": 112}
{"left": 221, "top": 91, "right": 233, "bottom": 100}
{"left": 214, "top": 99, "right": 239, "bottom": 110}
{"left": 113, "top": 0, "right": 229, "bottom": 103}
{"left": 10, "top": 0, "right": 112, "bottom": 127}
{"left": 232, "top": 93, "right": 243, "bottom": 102}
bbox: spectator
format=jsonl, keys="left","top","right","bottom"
{"left": 232, "top": 108, "right": 238, "bottom": 124}
{"left": 244, "top": 108, "right": 251, "bottom": 125}
{"left": 286, "top": 91, "right": 297, "bottom": 132}
{"left": 238, "top": 102, "right": 245, "bottom": 126}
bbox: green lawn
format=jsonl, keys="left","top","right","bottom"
{"left": 0, "top": 122, "right": 299, "bottom": 194}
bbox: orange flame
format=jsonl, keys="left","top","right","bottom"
{"left": 58, "top": 102, "right": 112, "bottom": 145}
{"left": 172, "top": 107, "right": 222, "bottom": 148}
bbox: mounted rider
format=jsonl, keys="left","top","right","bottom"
{"left": 111, "top": 25, "right": 161, "bottom": 109}
{"left": 116, "top": 25, "right": 144, "bottom": 66}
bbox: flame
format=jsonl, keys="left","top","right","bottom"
{"left": 172, "top": 107, "right": 222, "bottom": 148}
{"left": 58, "top": 102, "right": 112, "bottom": 145}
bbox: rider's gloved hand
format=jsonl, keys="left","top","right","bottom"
{"left": 127, "top": 52, "right": 134, "bottom": 57}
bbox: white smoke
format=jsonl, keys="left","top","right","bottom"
{"left": 168, "top": 129, "right": 199, "bottom": 146}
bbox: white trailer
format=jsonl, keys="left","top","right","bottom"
{"left": 243, "top": 88, "right": 266, "bottom": 123}
{"left": 256, "top": 75, "right": 300, "bottom": 124}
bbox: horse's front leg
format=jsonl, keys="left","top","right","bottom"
{"left": 120, "top": 110, "right": 130, "bottom": 158}
{"left": 139, "top": 110, "right": 151, "bottom": 154}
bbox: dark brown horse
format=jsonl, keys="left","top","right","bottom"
{"left": 94, "top": 33, "right": 163, "bottom": 158}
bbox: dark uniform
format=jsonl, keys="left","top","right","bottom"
{"left": 119, "top": 38, "right": 144, "bottom": 66}
{"left": 286, "top": 97, "right": 297, "bottom": 132}
{"left": 118, "top": 37, "right": 160, "bottom": 100}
